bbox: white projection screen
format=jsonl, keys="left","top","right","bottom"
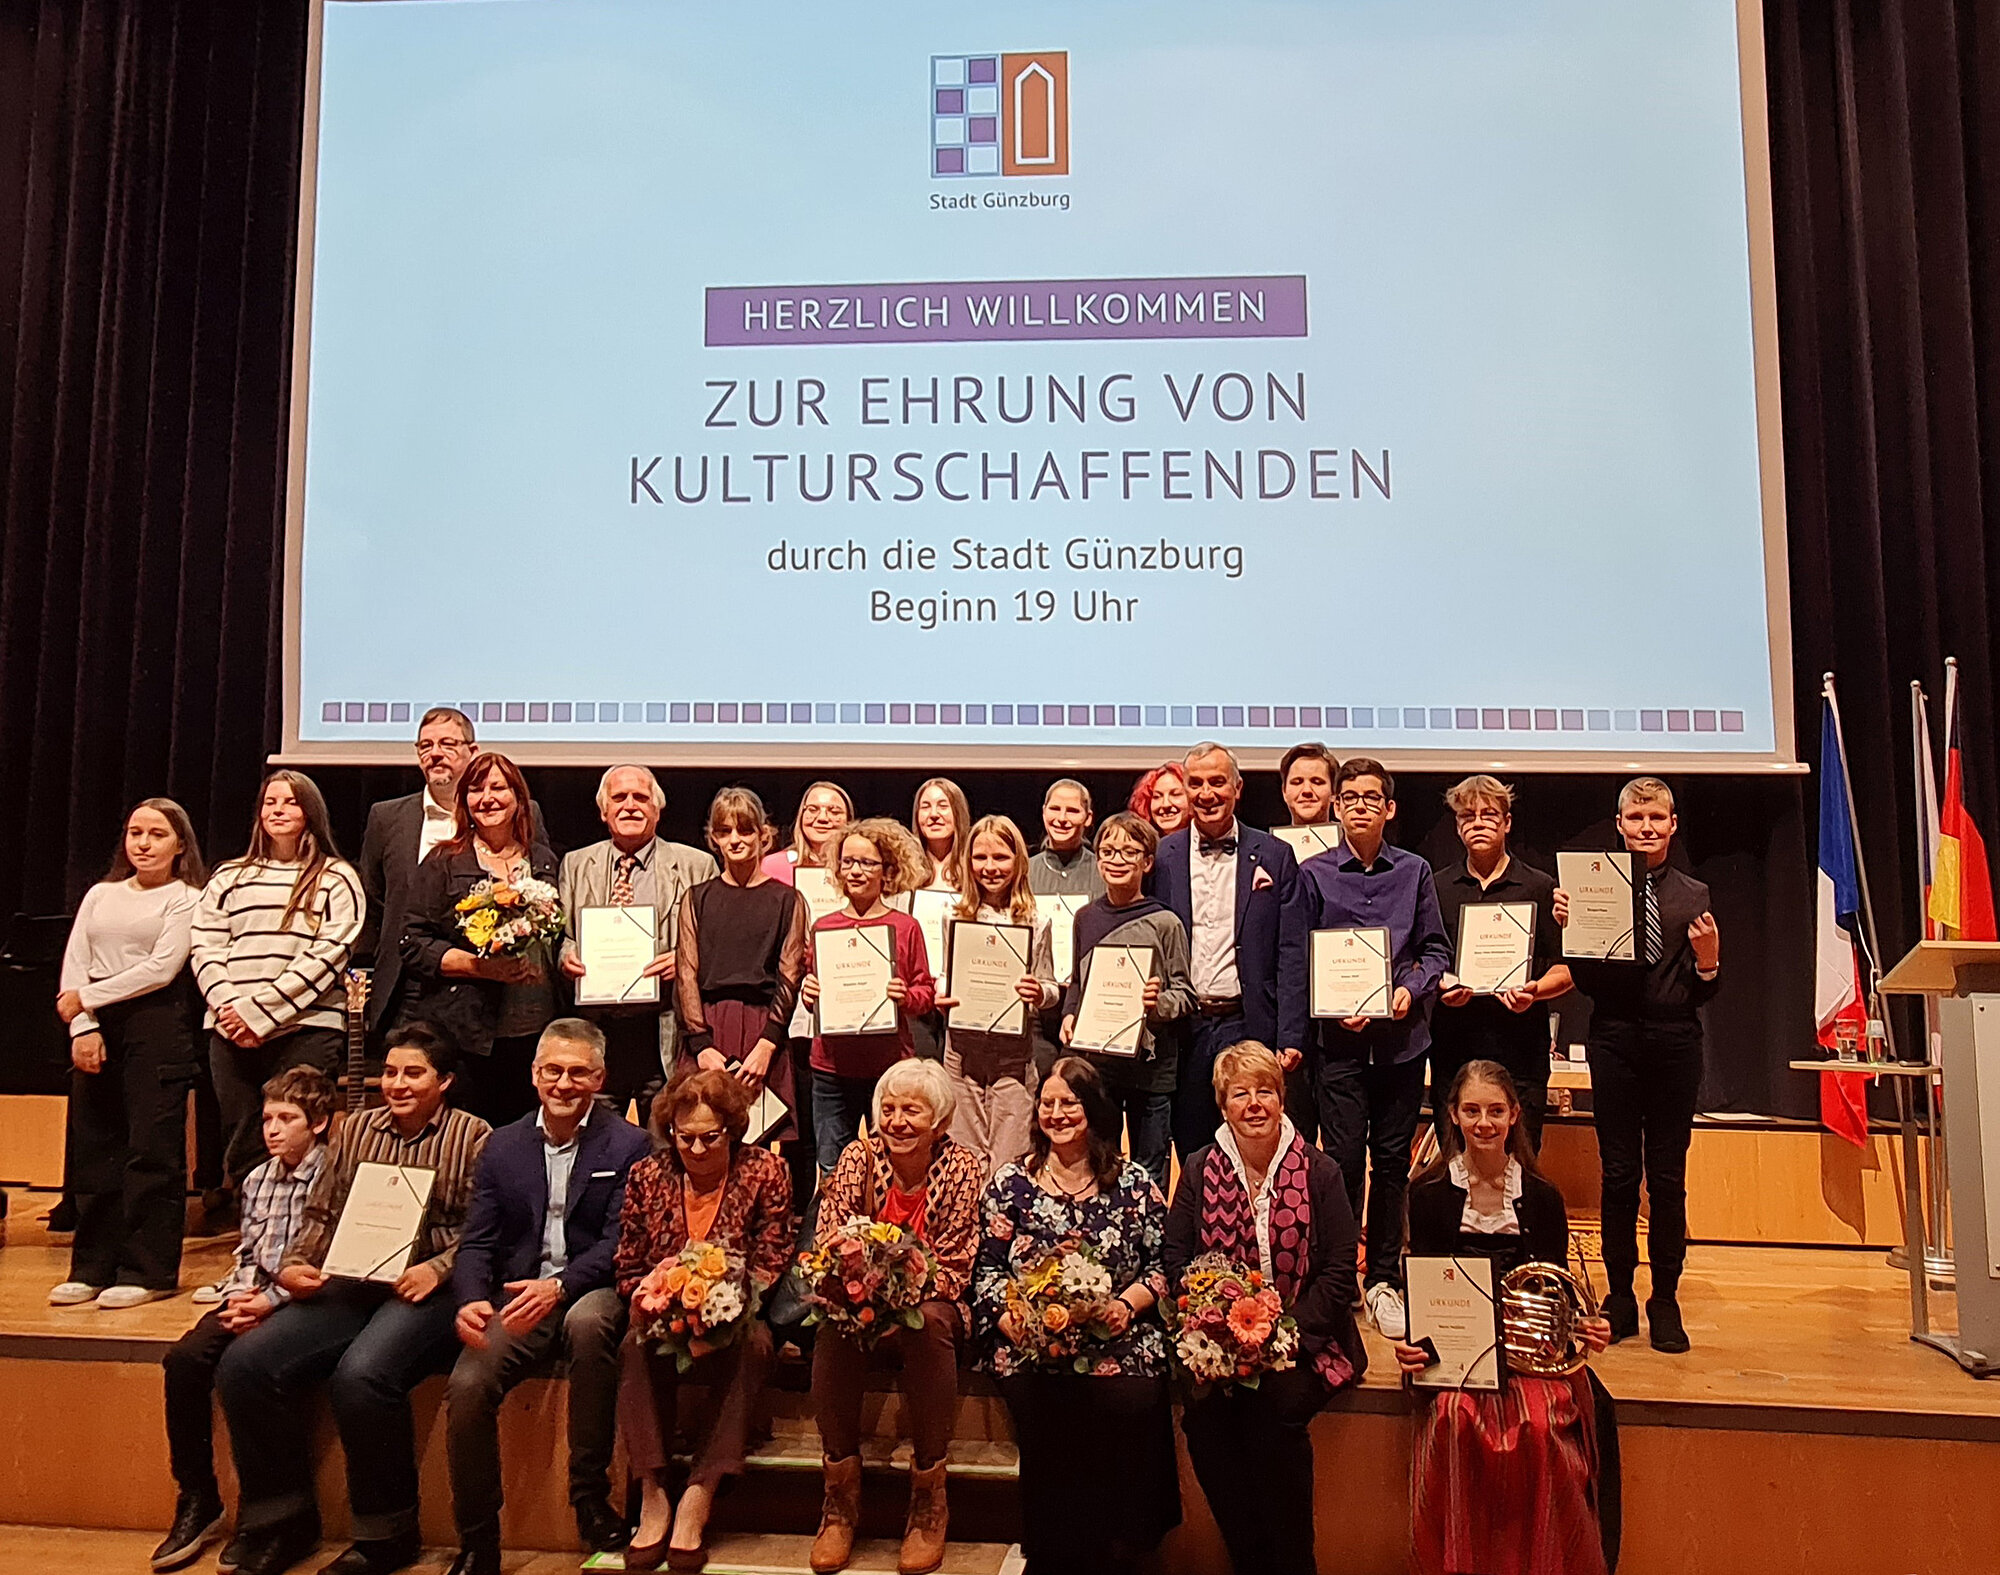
{"left": 280, "top": 0, "right": 1796, "bottom": 773}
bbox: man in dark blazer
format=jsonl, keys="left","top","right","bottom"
{"left": 1151, "top": 742, "right": 1304, "bottom": 1159}
{"left": 356, "top": 707, "right": 548, "bottom": 1037}
{"left": 443, "top": 1018, "right": 651, "bottom": 1573}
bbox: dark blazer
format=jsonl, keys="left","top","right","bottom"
{"left": 1567, "top": 862, "right": 1718, "bottom": 1027}
{"left": 1405, "top": 1164, "right": 1570, "bottom": 1277}
{"left": 451, "top": 1107, "right": 653, "bottom": 1307}
{"left": 399, "top": 839, "right": 562, "bottom": 1059}
{"left": 1150, "top": 824, "right": 1303, "bottom": 1050}
{"left": 358, "top": 790, "right": 549, "bottom": 1030}
{"left": 1163, "top": 1138, "right": 1366, "bottom": 1380}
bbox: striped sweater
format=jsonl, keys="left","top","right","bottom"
{"left": 191, "top": 858, "right": 365, "bottom": 1038}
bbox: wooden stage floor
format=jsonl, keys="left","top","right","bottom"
{"left": 0, "top": 1186, "right": 1988, "bottom": 1429}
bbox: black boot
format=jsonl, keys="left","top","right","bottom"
{"left": 151, "top": 1488, "right": 226, "bottom": 1571}
{"left": 1647, "top": 1296, "right": 1690, "bottom": 1353}
{"left": 1602, "top": 1290, "right": 1639, "bottom": 1343}
{"left": 576, "top": 1493, "right": 633, "bottom": 1553}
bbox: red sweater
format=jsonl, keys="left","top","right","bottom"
{"left": 809, "top": 907, "right": 936, "bottom": 1080}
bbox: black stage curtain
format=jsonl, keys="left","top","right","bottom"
{"left": 1, "top": 0, "right": 1995, "bottom": 1120}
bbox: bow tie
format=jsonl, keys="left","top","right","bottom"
{"left": 1199, "top": 836, "right": 1238, "bottom": 857}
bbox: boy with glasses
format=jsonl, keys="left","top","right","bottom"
{"left": 1279, "top": 758, "right": 1450, "bottom": 1339}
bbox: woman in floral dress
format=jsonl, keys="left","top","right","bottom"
{"left": 972, "top": 1056, "right": 1180, "bottom": 1575}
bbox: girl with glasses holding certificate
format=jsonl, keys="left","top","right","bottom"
{"left": 798, "top": 820, "right": 937, "bottom": 1176}
{"left": 932, "top": 815, "right": 1058, "bottom": 1177}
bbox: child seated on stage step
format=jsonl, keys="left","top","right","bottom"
{"left": 152, "top": 1065, "right": 335, "bottom": 1573}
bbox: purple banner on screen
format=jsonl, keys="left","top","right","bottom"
{"left": 704, "top": 275, "right": 1308, "bottom": 347}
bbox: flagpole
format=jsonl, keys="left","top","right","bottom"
{"left": 1823, "top": 674, "right": 1896, "bottom": 1054}
{"left": 1911, "top": 680, "right": 1955, "bottom": 1288}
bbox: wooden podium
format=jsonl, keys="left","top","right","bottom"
{"left": 1880, "top": 940, "right": 2000, "bottom": 1376}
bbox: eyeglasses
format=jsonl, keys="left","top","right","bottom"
{"left": 1337, "top": 792, "right": 1387, "bottom": 810}
{"left": 838, "top": 855, "right": 884, "bottom": 870}
{"left": 1097, "top": 846, "right": 1145, "bottom": 865}
{"left": 1037, "top": 1097, "right": 1085, "bottom": 1115}
{"left": 1455, "top": 808, "right": 1505, "bottom": 827}
{"left": 416, "top": 738, "right": 472, "bottom": 755}
{"left": 673, "top": 1128, "right": 727, "bottom": 1151}
{"left": 532, "top": 1065, "right": 597, "bottom": 1086}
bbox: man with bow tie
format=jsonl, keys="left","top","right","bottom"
{"left": 1150, "top": 742, "right": 1304, "bottom": 1161}
{"left": 557, "top": 767, "right": 716, "bottom": 1121}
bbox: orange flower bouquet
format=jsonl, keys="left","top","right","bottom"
{"left": 633, "top": 1240, "right": 754, "bottom": 1372}
{"left": 1168, "top": 1251, "right": 1299, "bottom": 1390}
{"left": 453, "top": 876, "right": 564, "bottom": 957}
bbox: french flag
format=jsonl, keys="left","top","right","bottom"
{"left": 1814, "top": 698, "right": 1869, "bottom": 1146}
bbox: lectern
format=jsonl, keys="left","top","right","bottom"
{"left": 1880, "top": 939, "right": 2000, "bottom": 1376}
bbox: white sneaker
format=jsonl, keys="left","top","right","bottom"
{"left": 190, "top": 1281, "right": 227, "bottom": 1306}
{"left": 48, "top": 1281, "right": 105, "bottom": 1306}
{"left": 96, "top": 1285, "right": 169, "bottom": 1310}
{"left": 1365, "top": 1282, "right": 1407, "bottom": 1340}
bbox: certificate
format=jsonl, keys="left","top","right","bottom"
{"left": 1455, "top": 902, "right": 1536, "bottom": 994}
{"left": 908, "top": 888, "right": 958, "bottom": 992}
{"left": 946, "top": 920, "right": 1032, "bottom": 1036}
{"left": 794, "top": 865, "right": 847, "bottom": 927}
{"left": 1274, "top": 823, "right": 1342, "bottom": 861}
{"left": 1034, "top": 894, "right": 1089, "bottom": 985}
{"left": 1557, "top": 851, "right": 1637, "bottom": 961}
{"left": 1405, "top": 1254, "right": 1502, "bottom": 1391}
{"left": 574, "top": 904, "right": 660, "bottom": 1006}
{"left": 815, "top": 924, "right": 897, "bottom": 1036}
{"left": 323, "top": 1161, "right": 436, "bottom": 1282}
{"left": 1070, "top": 944, "right": 1153, "bottom": 1056}
{"left": 1310, "top": 927, "right": 1392, "bottom": 1018}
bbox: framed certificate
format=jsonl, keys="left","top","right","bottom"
{"left": 1033, "top": 894, "right": 1089, "bottom": 986}
{"left": 1557, "top": 851, "right": 1638, "bottom": 961}
{"left": 323, "top": 1161, "right": 436, "bottom": 1282}
{"left": 1310, "top": 927, "right": 1393, "bottom": 1018}
{"left": 814, "top": 924, "right": 897, "bottom": 1036}
{"left": 1070, "top": 944, "right": 1153, "bottom": 1056}
{"left": 1274, "top": 823, "right": 1342, "bottom": 861}
{"left": 946, "top": 920, "right": 1032, "bottom": 1036}
{"left": 1404, "top": 1254, "right": 1502, "bottom": 1391}
{"left": 574, "top": 904, "right": 660, "bottom": 1006}
{"left": 908, "top": 888, "right": 957, "bottom": 992}
{"left": 1455, "top": 902, "right": 1535, "bottom": 994}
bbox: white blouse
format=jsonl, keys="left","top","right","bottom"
{"left": 59, "top": 879, "right": 198, "bottom": 1037}
{"left": 1448, "top": 1153, "right": 1524, "bottom": 1235}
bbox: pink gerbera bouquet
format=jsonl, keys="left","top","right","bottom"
{"left": 1168, "top": 1251, "right": 1299, "bottom": 1389}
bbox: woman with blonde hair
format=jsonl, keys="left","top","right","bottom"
{"left": 934, "top": 815, "right": 1056, "bottom": 1176}
{"left": 798, "top": 819, "right": 937, "bottom": 1172}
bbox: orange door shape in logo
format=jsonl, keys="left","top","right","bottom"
{"left": 1000, "top": 51, "right": 1068, "bottom": 177}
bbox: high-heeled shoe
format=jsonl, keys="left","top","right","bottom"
{"left": 623, "top": 1536, "right": 670, "bottom": 1572}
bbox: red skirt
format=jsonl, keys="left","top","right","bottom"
{"left": 704, "top": 996, "right": 797, "bottom": 1144}
{"left": 1410, "top": 1372, "right": 1608, "bottom": 1575}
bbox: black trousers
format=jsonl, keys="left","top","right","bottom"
{"left": 455, "top": 1033, "right": 541, "bottom": 1129}
{"left": 163, "top": 1308, "right": 236, "bottom": 1495}
{"left": 1312, "top": 1050, "right": 1427, "bottom": 1288}
{"left": 1591, "top": 1019, "right": 1704, "bottom": 1300}
{"left": 209, "top": 1028, "right": 343, "bottom": 1190}
{"left": 593, "top": 1011, "right": 668, "bottom": 1127}
{"left": 1179, "top": 1367, "right": 1328, "bottom": 1575}
{"left": 1428, "top": 1024, "right": 1550, "bottom": 1150}
{"left": 68, "top": 986, "right": 202, "bottom": 1289}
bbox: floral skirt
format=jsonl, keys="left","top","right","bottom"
{"left": 1410, "top": 1371, "right": 1611, "bottom": 1575}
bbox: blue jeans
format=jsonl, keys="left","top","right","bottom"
{"left": 812, "top": 1069, "right": 876, "bottom": 1174}
{"left": 1110, "top": 1085, "right": 1175, "bottom": 1192}
{"left": 1174, "top": 1011, "right": 1247, "bottom": 1161}
{"left": 215, "top": 1282, "right": 460, "bottom": 1538}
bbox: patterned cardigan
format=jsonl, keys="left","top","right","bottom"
{"left": 817, "top": 1132, "right": 985, "bottom": 1315}
{"left": 614, "top": 1143, "right": 796, "bottom": 1299}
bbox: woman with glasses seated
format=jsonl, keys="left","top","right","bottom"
{"left": 614, "top": 1068, "right": 796, "bottom": 1570}
{"left": 796, "top": 818, "right": 937, "bottom": 1175}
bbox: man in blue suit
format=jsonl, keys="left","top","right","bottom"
{"left": 443, "top": 1019, "right": 653, "bottom": 1575}
{"left": 1152, "top": 742, "right": 1305, "bottom": 1159}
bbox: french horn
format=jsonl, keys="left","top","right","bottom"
{"left": 1499, "top": 1257, "right": 1599, "bottom": 1378}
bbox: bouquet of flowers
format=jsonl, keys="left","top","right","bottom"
{"left": 632, "top": 1241, "right": 754, "bottom": 1372}
{"left": 1003, "top": 1241, "right": 1120, "bottom": 1370}
{"left": 796, "top": 1215, "right": 937, "bottom": 1349}
{"left": 453, "top": 876, "right": 565, "bottom": 958}
{"left": 1168, "top": 1251, "right": 1299, "bottom": 1390}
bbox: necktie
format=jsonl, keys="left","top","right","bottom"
{"left": 1200, "top": 836, "right": 1238, "bottom": 857}
{"left": 1644, "top": 873, "right": 1663, "bottom": 965}
{"left": 612, "top": 853, "right": 639, "bottom": 907}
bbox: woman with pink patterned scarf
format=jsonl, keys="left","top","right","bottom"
{"left": 1163, "top": 1041, "right": 1364, "bottom": 1575}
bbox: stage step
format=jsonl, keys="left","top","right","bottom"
{"left": 582, "top": 1534, "right": 1024, "bottom": 1574}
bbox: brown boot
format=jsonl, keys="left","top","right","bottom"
{"left": 810, "top": 1455, "right": 862, "bottom": 1574}
{"left": 898, "top": 1460, "right": 950, "bottom": 1575}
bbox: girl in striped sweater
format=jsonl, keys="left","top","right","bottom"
{"left": 191, "top": 770, "right": 363, "bottom": 1193}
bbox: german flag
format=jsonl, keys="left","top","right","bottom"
{"left": 1928, "top": 683, "right": 1997, "bottom": 941}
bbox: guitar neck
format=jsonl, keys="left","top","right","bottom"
{"left": 343, "top": 968, "right": 373, "bottom": 1112}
